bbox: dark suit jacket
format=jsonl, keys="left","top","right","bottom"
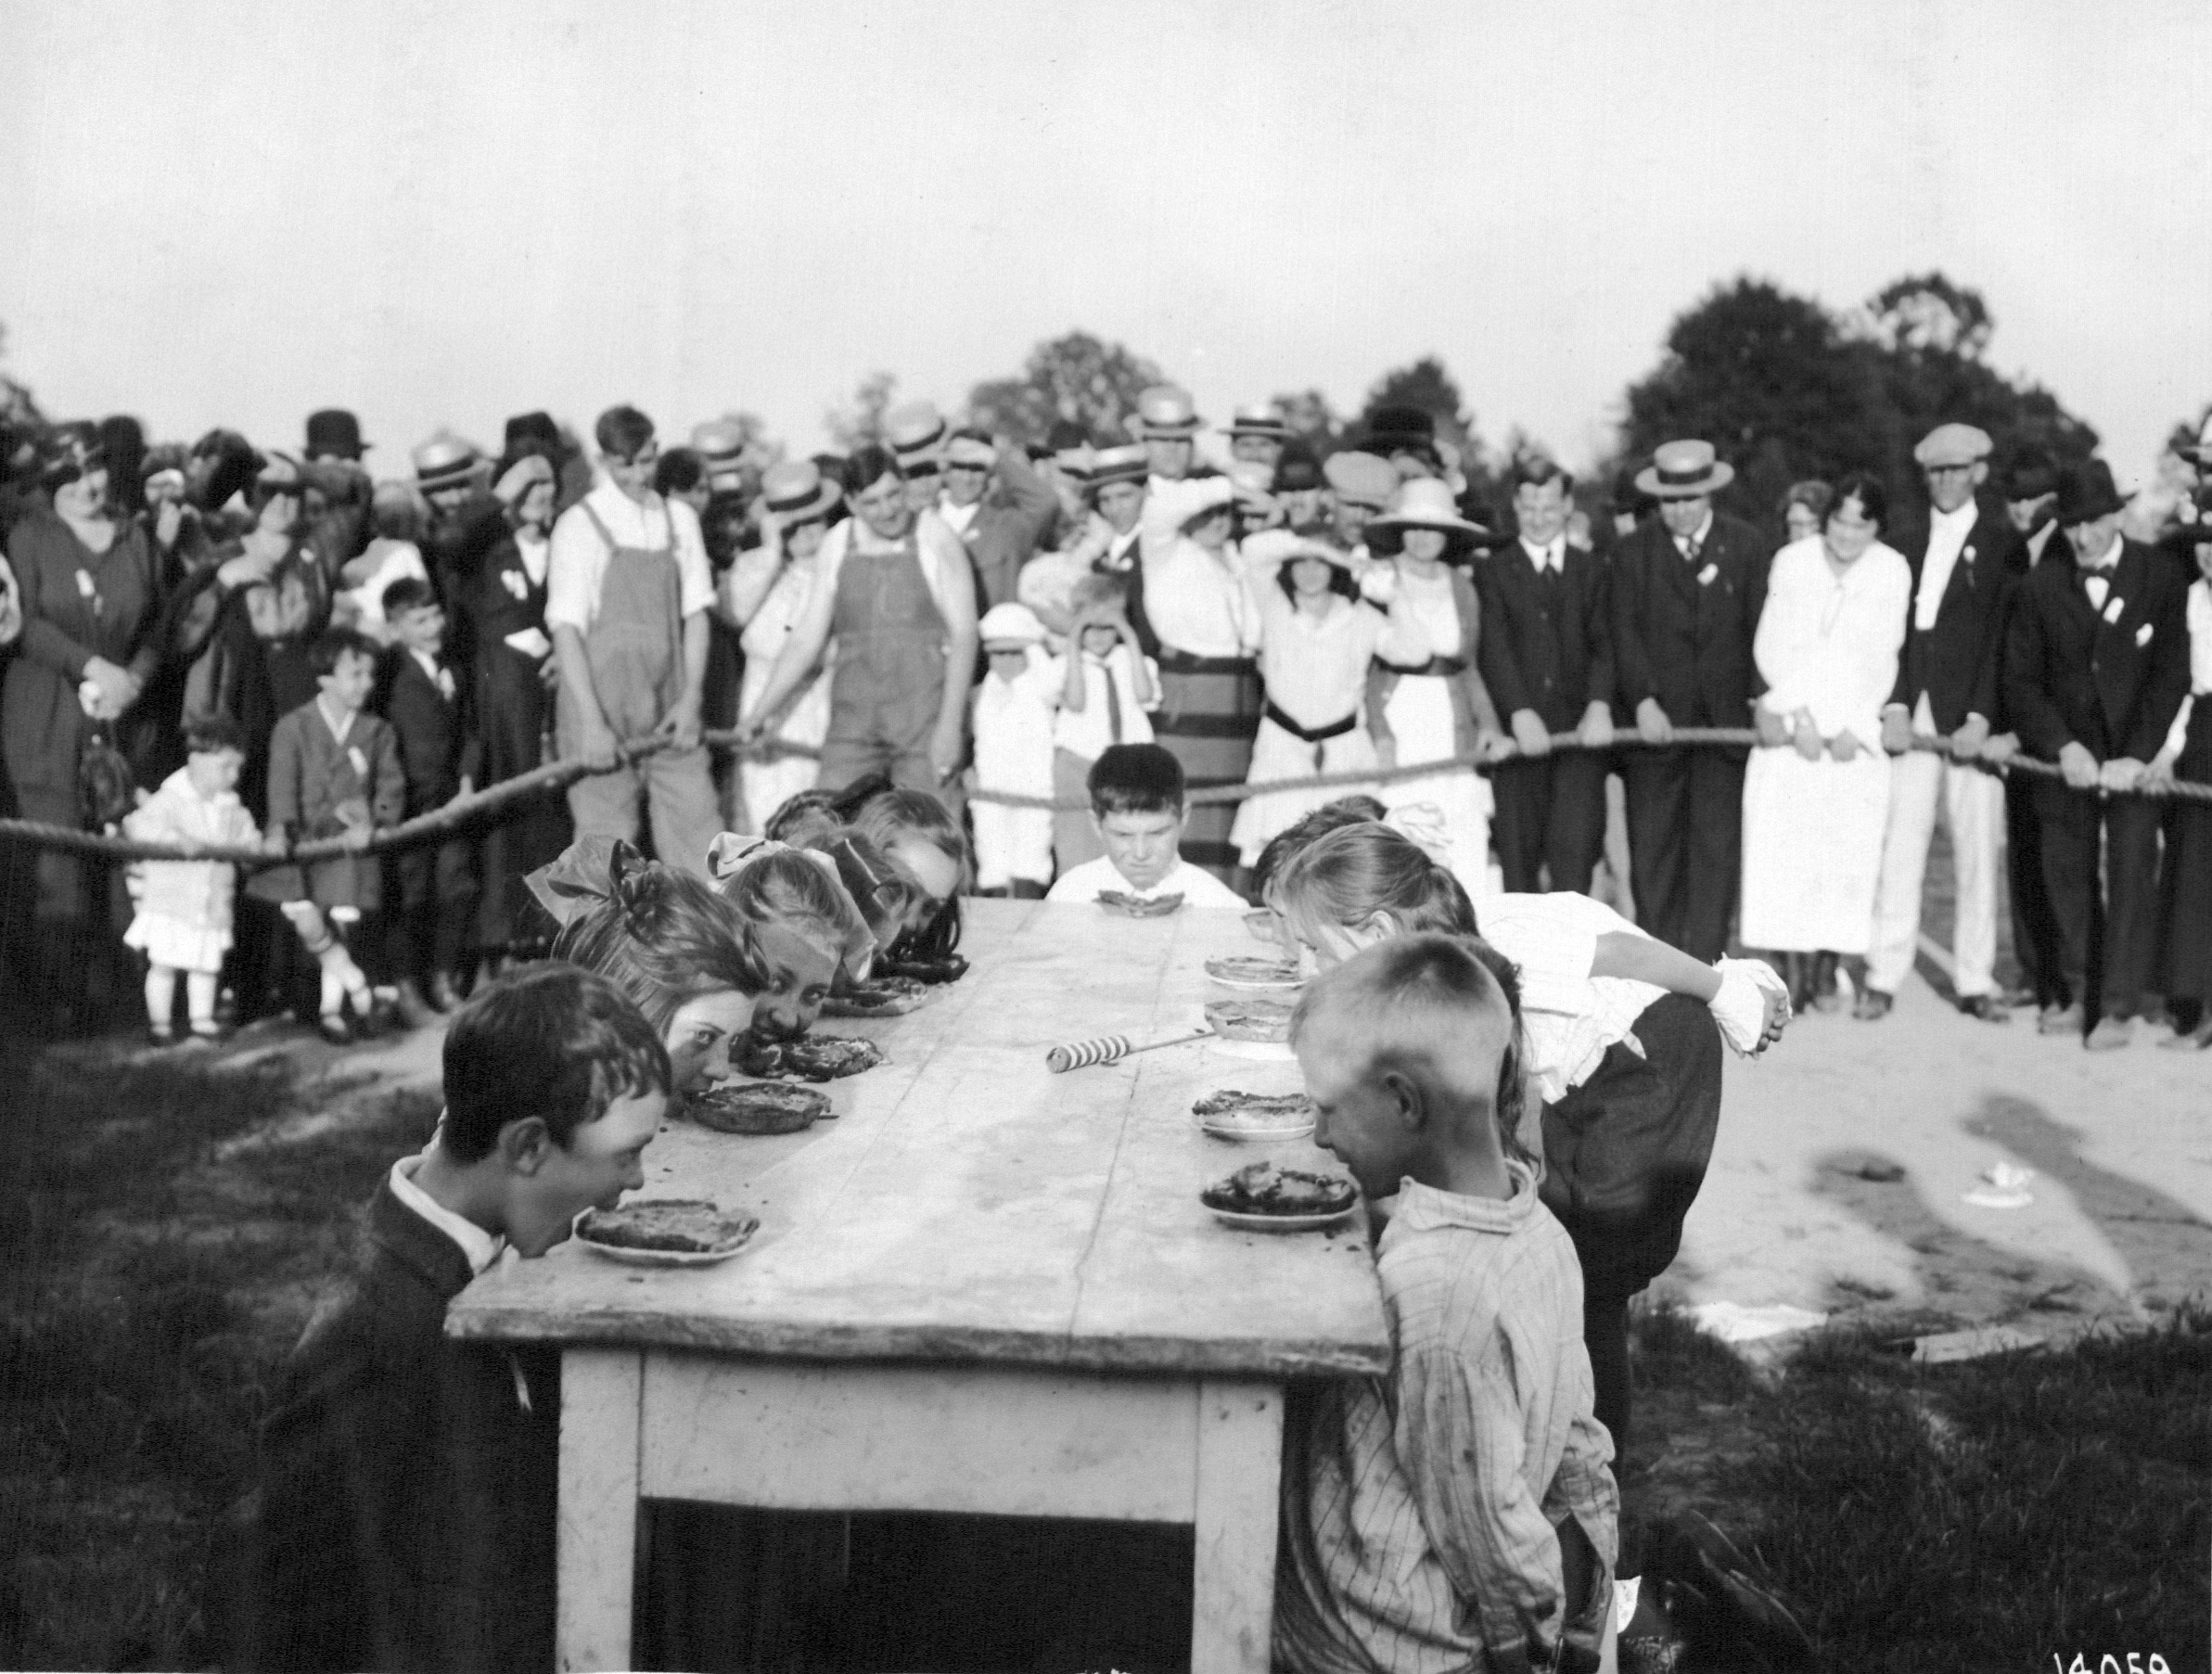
{"left": 379, "top": 648, "right": 480, "bottom": 816}
{"left": 2002, "top": 538, "right": 2190, "bottom": 764}
{"left": 1606, "top": 511, "right": 1771, "bottom": 725}
{"left": 1475, "top": 539, "right": 1614, "bottom": 731}
{"left": 959, "top": 446, "right": 1060, "bottom": 609}
{"left": 1886, "top": 501, "right": 2025, "bottom": 732}
{"left": 225, "top": 1178, "right": 558, "bottom": 1674}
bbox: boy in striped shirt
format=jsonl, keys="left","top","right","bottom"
{"left": 1278, "top": 935, "right": 1617, "bottom": 1674}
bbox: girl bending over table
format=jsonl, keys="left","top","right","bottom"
{"left": 768, "top": 773, "right": 970, "bottom": 970}
{"left": 706, "top": 831, "right": 877, "bottom": 1040}
{"left": 523, "top": 837, "right": 767, "bottom": 1098}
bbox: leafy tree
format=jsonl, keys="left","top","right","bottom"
{"left": 823, "top": 371, "right": 898, "bottom": 453}
{"left": 1608, "top": 275, "right": 2098, "bottom": 531}
{"left": 966, "top": 331, "right": 1165, "bottom": 445}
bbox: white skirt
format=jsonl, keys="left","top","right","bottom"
{"left": 1739, "top": 747, "right": 1892, "bottom": 952}
{"left": 1377, "top": 674, "right": 1496, "bottom": 901}
{"left": 124, "top": 910, "right": 231, "bottom": 974}
{"left": 739, "top": 668, "right": 830, "bottom": 833}
{"left": 1230, "top": 715, "right": 1378, "bottom": 865}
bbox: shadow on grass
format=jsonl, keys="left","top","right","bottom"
{"left": 0, "top": 1041, "right": 436, "bottom": 1670}
{"left": 1630, "top": 1302, "right": 2212, "bottom": 1672}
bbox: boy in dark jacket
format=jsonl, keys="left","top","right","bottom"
{"left": 226, "top": 963, "right": 671, "bottom": 1673}
{"left": 379, "top": 577, "right": 481, "bottom": 1018}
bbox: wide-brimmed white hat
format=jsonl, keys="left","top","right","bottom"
{"left": 1323, "top": 451, "right": 1399, "bottom": 512}
{"left": 978, "top": 601, "right": 1047, "bottom": 646}
{"left": 1634, "top": 439, "right": 1735, "bottom": 500}
{"left": 1365, "top": 479, "right": 1495, "bottom": 554}
{"left": 1173, "top": 476, "right": 1239, "bottom": 530}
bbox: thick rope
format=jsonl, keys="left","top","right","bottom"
{"left": 3, "top": 726, "right": 2206, "bottom": 863}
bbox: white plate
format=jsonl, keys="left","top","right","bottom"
{"left": 1208, "top": 1204, "right": 1357, "bottom": 1233}
{"left": 574, "top": 1231, "right": 758, "bottom": 1267}
{"left": 1200, "top": 1118, "right": 1316, "bottom": 1144}
{"left": 1210, "top": 1037, "right": 1296, "bottom": 1061}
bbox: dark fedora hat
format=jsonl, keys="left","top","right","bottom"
{"left": 1273, "top": 439, "right": 1325, "bottom": 494}
{"left": 1362, "top": 404, "right": 1438, "bottom": 452}
{"left": 304, "top": 408, "right": 368, "bottom": 459}
{"left": 2053, "top": 459, "right": 2127, "bottom": 527}
{"left": 503, "top": 411, "right": 563, "bottom": 456}
{"left": 1998, "top": 450, "right": 2059, "bottom": 503}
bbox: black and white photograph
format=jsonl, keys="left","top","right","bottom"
{"left": 0, "top": 4, "right": 2207, "bottom": 1670}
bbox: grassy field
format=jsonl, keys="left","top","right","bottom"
{"left": 0, "top": 1037, "right": 2205, "bottom": 1671}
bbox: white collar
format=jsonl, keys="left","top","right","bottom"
{"left": 390, "top": 1149, "right": 505, "bottom": 1275}
{"left": 316, "top": 696, "right": 356, "bottom": 743}
{"left": 2084, "top": 531, "right": 2125, "bottom": 572}
{"left": 1675, "top": 512, "right": 1715, "bottom": 549}
{"left": 1520, "top": 535, "right": 1565, "bottom": 570}
{"left": 1931, "top": 499, "right": 1979, "bottom": 535}
{"left": 409, "top": 646, "right": 444, "bottom": 683}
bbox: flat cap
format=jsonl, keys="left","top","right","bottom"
{"left": 1913, "top": 423, "right": 1993, "bottom": 469}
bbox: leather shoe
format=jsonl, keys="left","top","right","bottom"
{"left": 317, "top": 1011, "right": 352, "bottom": 1045}
{"left": 2038, "top": 1002, "right": 2083, "bottom": 1037}
{"left": 2085, "top": 1016, "right": 2135, "bottom": 1051}
{"left": 1957, "top": 994, "right": 2011, "bottom": 1024}
{"left": 2159, "top": 1017, "right": 2212, "bottom": 1052}
{"left": 1852, "top": 989, "right": 1892, "bottom": 1021}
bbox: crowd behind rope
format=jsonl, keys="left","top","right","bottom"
{"left": 1, "top": 391, "right": 2209, "bottom": 1051}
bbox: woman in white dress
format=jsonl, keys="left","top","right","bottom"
{"left": 1740, "top": 472, "right": 1912, "bottom": 1009}
{"left": 1229, "top": 537, "right": 1428, "bottom": 865}
{"left": 1361, "top": 479, "right": 1510, "bottom": 898}
{"left": 722, "top": 460, "right": 842, "bottom": 831}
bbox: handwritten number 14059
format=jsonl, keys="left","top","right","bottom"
{"left": 2052, "top": 1656, "right": 2170, "bottom": 1673}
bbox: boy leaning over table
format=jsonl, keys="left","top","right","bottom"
{"left": 219, "top": 963, "right": 671, "bottom": 1674}
{"left": 1042, "top": 740, "right": 1248, "bottom": 908}
{"left": 1276, "top": 934, "right": 1617, "bottom": 1674}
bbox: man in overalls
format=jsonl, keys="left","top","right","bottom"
{"left": 735, "top": 445, "right": 978, "bottom": 798}
{"left": 545, "top": 406, "right": 722, "bottom": 878}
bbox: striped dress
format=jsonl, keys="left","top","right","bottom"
{"left": 1143, "top": 535, "right": 1262, "bottom": 880}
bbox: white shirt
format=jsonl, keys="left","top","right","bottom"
{"left": 390, "top": 1150, "right": 505, "bottom": 1275}
{"left": 2080, "top": 530, "right": 2124, "bottom": 613}
{"left": 544, "top": 478, "right": 713, "bottom": 633}
{"left": 1045, "top": 853, "right": 1248, "bottom": 909}
{"left": 1255, "top": 591, "right": 1425, "bottom": 730}
{"left": 938, "top": 496, "right": 981, "bottom": 540}
{"left": 1146, "top": 538, "right": 1261, "bottom": 658}
{"left": 515, "top": 527, "right": 550, "bottom": 588}
{"left": 1673, "top": 511, "right": 1715, "bottom": 560}
{"left": 1477, "top": 891, "right": 1667, "bottom": 1105}
{"left": 971, "top": 656, "right": 1058, "bottom": 795}
{"left": 1518, "top": 537, "right": 1566, "bottom": 575}
{"left": 1913, "top": 500, "right": 1979, "bottom": 633}
{"left": 1046, "top": 643, "right": 1158, "bottom": 757}
{"left": 408, "top": 646, "right": 455, "bottom": 701}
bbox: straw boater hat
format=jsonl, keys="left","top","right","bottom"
{"left": 1323, "top": 451, "right": 1399, "bottom": 512}
{"left": 1086, "top": 442, "right": 1150, "bottom": 492}
{"left": 1913, "top": 423, "right": 1993, "bottom": 470}
{"left": 304, "top": 409, "right": 368, "bottom": 460}
{"left": 412, "top": 431, "right": 482, "bottom": 493}
{"left": 1223, "top": 403, "right": 1292, "bottom": 442}
{"left": 2052, "top": 460, "right": 2127, "bottom": 527}
{"left": 760, "top": 458, "right": 842, "bottom": 525}
{"left": 884, "top": 401, "right": 947, "bottom": 465}
{"left": 943, "top": 432, "right": 997, "bottom": 470}
{"left": 1635, "top": 440, "right": 1735, "bottom": 500}
{"left": 1365, "top": 478, "right": 1497, "bottom": 557}
{"left": 1132, "top": 385, "right": 1203, "bottom": 439}
{"left": 691, "top": 419, "right": 749, "bottom": 480}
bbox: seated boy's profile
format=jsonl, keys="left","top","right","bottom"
{"left": 225, "top": 963, "right": 671, "bottom": 1674}
{"left": 1276, "top": 934, "right": 1617, "bottom": 1674}
{"left": 1043, "top": 742, "right": 1247, "bottom": 909}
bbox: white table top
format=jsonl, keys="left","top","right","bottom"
{"left": 447, "top": 900, "right": 1390, "bottom": 1378}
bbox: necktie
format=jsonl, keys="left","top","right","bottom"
{"left": 1103, "top": 661, "right": 1124, "bottom": 743}
{"left": 1680, "top": 534, "right": 1702, "bottom": 567}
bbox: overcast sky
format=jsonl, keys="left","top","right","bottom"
{"left": 4, "top": 0, "right": 2208, "bottom": 484}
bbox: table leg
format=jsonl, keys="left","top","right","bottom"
{"left": 558, "top": 1348, "right": 643, "bottom": 1672}
{"left": 1191, "top": 1377, "right": 1285, "bottom": 1674}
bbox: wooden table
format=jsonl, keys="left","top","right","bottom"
{"left": 447, "top": 900, "right": 1391, "bottom": 1672}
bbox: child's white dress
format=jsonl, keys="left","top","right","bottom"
{"left": 970, "top": 653, "right": 1058, "bottom": 888}
{"left": 122, "top": 767, "right": 262, "bottom": 972}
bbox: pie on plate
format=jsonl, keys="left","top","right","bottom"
{"left": 689, "top": 1080, "right": 831, "bottom": 1135}
{"left": 878, "top": 953, "right": 969, "bottom": 986}
{"left": 1204, "top": 955, "right": 1303, "bottom": 990}
{"left": 818, "top": 974, "right": 936, "bottom": 1018}
{"left": 1201, "top": 1162, "right": 1357, "bottom": 1231}
{"left": 1096, "top": 889, "right": 1183, "bottom": 918}
{"left": 575, "top": 1199, "right": 761, "bottom": 1265}
{"left": 1204, "top": 998, "right": 1296, "bottom": 1042}
{"left": 733, "top": 1034, "right": 887, "bottom": 1082}
{"left": 1192, "top": 1089, "right": 1317, "bottom": 1137}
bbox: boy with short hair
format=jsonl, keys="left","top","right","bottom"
{"left": 1043, "top": 570, "right": 1160, "bottom": 870}
{"left": 227, "top": 963, "right": 672, "bottom": 1674}
{"left": 1277, "top": 935, "right": 1617, "bottom": 1674}
{"left": 250, "top": 627, "right": 407, "bottom": 1041}
{"left": 1042, "top": 742, "right": 1247, "bottom": 908}
{"left": 379, "top": 575, "right": 482, "bottom": 1017}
